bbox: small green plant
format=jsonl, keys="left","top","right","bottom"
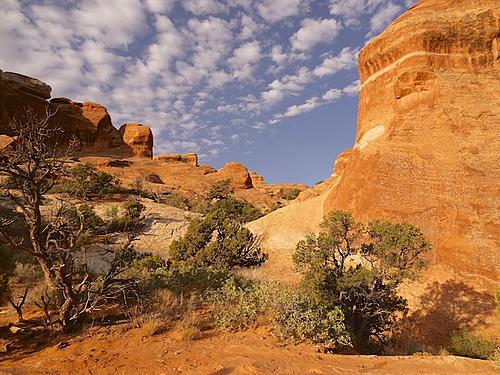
{"left": 65, "top": 163, "right": 121, "bottom": 200}
{"left": 64, "top": 204, "right": 105, "bottom": 234}
{"left": 207, "top": 277, "right": 351, "bottom": 349}
{"left": 106, "top": 199, "right": 146, "bottom": 233}
{"left": 293, "top": 210, "right": 431, "bottom": 352}
{"left": 169, "top": 208, "right": 267, "bottom": 270}
{"left": 448, "top": 330, "right": 498, "bottom": 360}
{"left": 161, "top": 192, "right": 190, "bottom": 210}
{"left": 279, "top": 188, "right": 301, "bottom": 200}
{"left": 491, "top": 347, "right": 500, "bottom": 369}
{"left": 206, "top": 179, "right": 234, "bottom": 201}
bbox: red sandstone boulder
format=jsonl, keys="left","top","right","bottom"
{"left": 213, "top": 162, "right": 253, "bottom": 189}
{"left": 120, "top": 123, "right": 154, "bottom": 158}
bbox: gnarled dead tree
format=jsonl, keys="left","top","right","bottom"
{"left": 0, "top": 108, "right": 145, "bottom": 332}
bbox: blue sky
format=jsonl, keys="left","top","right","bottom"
{"left": 0, "top": 0, "right": 415, "bottom": 185}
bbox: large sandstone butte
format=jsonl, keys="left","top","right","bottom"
{"left": 250, "top": 0, "right": 500, "bottom": 283}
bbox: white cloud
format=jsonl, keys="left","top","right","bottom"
{"left": 181, "top": 0, "right": 225, "bottom": 15}
{"left": 313, "top": 47, "right": 359, "bottom": 77}
{"left": 270, "top": 80, "right": 359, "bottom": 123}
{"left": 291, "top": 18, "right": 342, "bottom": 51}
{"left": 227, "top": 41, "right": 262, "bottom": 80}
{"left": 261, "top": 66, "right": 312, "bottom": 106}
{"left": 322, "top": 88, "right": 342, "bottom": 102}
{"left": 145, "top": 0, "right": 177, "bottom": 13}
{"left": 342, "top": 80, "right": 360, "bottom": 96}
{"left": 256, "top": 0, "right": 306, "bottom": 23}
{"left": 239, "top": 14, "right": 262, "bottom": 40}
{"left": 367, "top": 2, "right": 402, "bottom": 36}
{"left": 329, "top": 0, "right": 386, "bottom": 26}
{"left": 72, "top": 0, "right": 148, "bottom": 47}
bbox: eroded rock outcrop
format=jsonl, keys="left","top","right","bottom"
{"left": 120, "top": 123, "right": 153, "bottom": 158}
{"left": 155, "top": 153, "right": 198, "bottom": 166}
{"left": 0, "top": 71, "right": 132, "bottom": 156}
{"left": 251, "top": 0, "right": 500, "bottom": 283}
{"left": 213, "top": 162, "right": 253, "bottom": 189}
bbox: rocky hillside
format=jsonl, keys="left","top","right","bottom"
{"left": 0, "top": 71, "right": 308, "bottom": 211}
{"left": 250, "top": 0, "right": 500, "bottom": 283}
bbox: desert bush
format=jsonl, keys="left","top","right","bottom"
{"left": 207, "top": 277, "right": 351, "bottom": 348}
{"left": 64, "top": 163, "right": 121, "bottom": 200}
{"left": 448, "top": 330, "right": 498, "bottom": 360}
{"left": 106, "top": 199, "right": 146, "bottom": 233}
{"left": 206, "top": 179, "right": 233, "bottom": 202}
{"left": 210, "top": 198, "right": 263, "bottom": 223}
{"left": 207, "top": 277, "right": 270, "bottom": 331}
{"left": 272, "top": 290, "right": 350, "bottom": 348}
{"left": 64, "top": 204, "right": 106, "bottom": 234}
{"left": 279, "top": 188, "right": 301, "bottom": 200}
{"left": 169, "top": 208, "right": 267, "bottom": 271}
{"left": 160, "top": 192, "right": 190, "bottom": 210}
{"left": 492, "top": 348, "right": 500, "bottom": 368}
{"left": 293, "top": 210, "right": 431, "bottom": 352}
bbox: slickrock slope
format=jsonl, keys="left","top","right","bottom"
{"left": 251, "top": 0, "right": 500, "bottom": 283}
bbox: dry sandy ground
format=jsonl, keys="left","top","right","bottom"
{"left": 0, "top": 325, "right": 497, "bottom": 375}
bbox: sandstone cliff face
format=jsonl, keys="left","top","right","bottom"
{"left": 251, "top": 0, "right": 499, "bottom": 283}
{"left": 120, "top": 123, "right": 154, "bottom": 158}
{"left": 324, "top": 0, "right": 499, "bottom": 282}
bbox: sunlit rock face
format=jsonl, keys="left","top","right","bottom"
{"left": 120, "top": 123, "right": 154, "bottom": 158}
{"left": 324, "top": 0, "right": 500, "bottom": 281}
{"left": 0, "top": 71, "right": 133, "bottom": 157}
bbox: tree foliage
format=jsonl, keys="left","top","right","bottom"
{"left": 65, "top": 163, "right": 120, "bottom": 200}
{"left": 293, "top": 210, "right": 430, "bottom": 352}
{"left": 205, "top": 179, "right": 234, "bottom": 202}
{"left": 169, "top": 206, "right": 267, "bottom": 270}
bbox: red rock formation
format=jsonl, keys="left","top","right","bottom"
{"left": 249, "top": 172, "right": 265, "bottom": 188}
{"left": 120, "top": 123, "right": 153, "bottom": 158}
{"left": 0, "top": 71, "right": 131, "bottom": 156}
{"left": 155, "top": 153, "right": 198, "bottom": 166}
{"left": 323, "top": 0, "right": 500, "bottom": 282}
{"left": 213, "top": 162, "right": 253, "bottom": 189}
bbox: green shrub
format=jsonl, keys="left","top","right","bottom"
{"left": 279, "top": 188, "right": 301, "bottom": 200}
{"left": 64, "top": 163, "right": 121, "bottom": 200}
{"left": 64, "top": 204, "right": 105, "bottom": 234}
{"left": 293, "top": 210, "right": 431, "bottom": 352}
{"left": 206, "top": 179, "right": 233, "bottom": 201}
{"left": 448, "top": 330, "right": 498, "bottom": 360}
{"left": 207, "top": 277, "right": 270, "bottom": 331}
{"left": 273, "top": 291, "right": 350, "bottom": 348}
{"left": 492, "top": 348, "right": 500, "bottom": 369}
{"left": 106, "top": 199, "right": 146, "bottom": 233}
{"left": 160, "top": 192, "right": 190, "bottom": 210}
{"left": 210, "top": 198, "right": 263, "bottom": 223}
{"left": 169, "top": 209, "right": 267, "bottom": 270}
{"left": 207, "top": 277, "right": 351, "bottom": 348}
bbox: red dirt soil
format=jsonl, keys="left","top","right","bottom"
{"left": 0, "top": 324, "right": 497, "bottom": 375}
